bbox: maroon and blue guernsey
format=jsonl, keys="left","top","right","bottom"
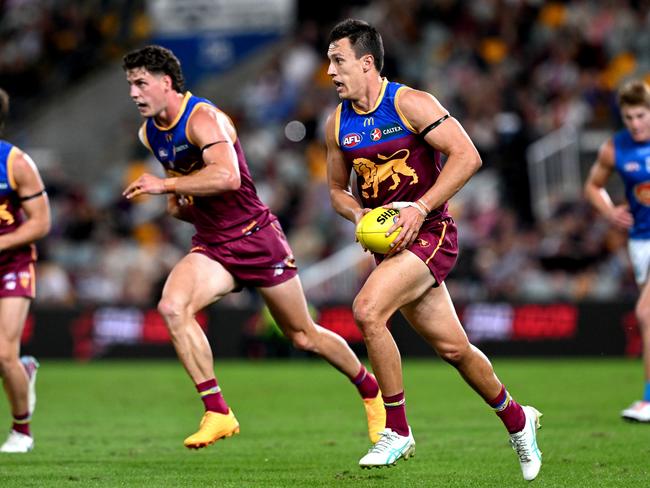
{"left": 0, "top": 142, "right": 36, "bottom": 264}
{"left": 0, "top": 141, "right": 37, "bottom": 298}
{"left": 141, "top": 92, "right": 271, "bottom": 244}
{"left": 336, "top": 79, "right": 450, "bottom": 220}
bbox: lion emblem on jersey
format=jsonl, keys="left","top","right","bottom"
{"left": 0, "top": 203, "right": 15, "bottom": 226}
{"left": 352, "top": 149, "right": 419, "bottom": 198}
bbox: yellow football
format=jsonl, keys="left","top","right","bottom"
{"left": 355, "top": 207, "right": 401, "bottom": 254}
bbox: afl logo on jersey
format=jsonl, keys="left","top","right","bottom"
{"left": 370, "top": 128, "right": 382, "bottom": 141}
{"left": 343, "top": 133, "right": 362, "bottom": 148}
{"left": 634, "top": 182, "right": 650, "bottom": 206}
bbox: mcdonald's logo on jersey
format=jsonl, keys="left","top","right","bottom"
{"left": 343, "top": 133, "right": 362, "bottom": 148}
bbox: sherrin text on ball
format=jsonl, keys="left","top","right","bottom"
{"left": 355, "top": 207, "right": 401, "bottom": 254}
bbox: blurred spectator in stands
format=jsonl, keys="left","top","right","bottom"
{"left": 0, "top": 0, "right": 149, "bottom": 116}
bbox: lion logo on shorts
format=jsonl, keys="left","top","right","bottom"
{"left": 352, "top": 149, "right": 419, "bottom": 198}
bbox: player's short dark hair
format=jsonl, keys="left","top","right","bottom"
{"left": 0, "top": 88, "right": 9, "bottom": 135}
{"left": 122, "top": 45, "right": 186, "bottom": 93}
{"left": 328, "top": 19, "right": 384, "bottom": 73}
{"left": 617, "top": 80, "right": 650, "bottom": 109}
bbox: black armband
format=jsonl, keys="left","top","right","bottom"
{"left": 201, "top": 141, "right": 228, "bottom": 152}
{"left": 20, "top": 189, "right": 46, "bottom": 202}
{"left": 420, "top": 114, "right": 450, "bottom": 138}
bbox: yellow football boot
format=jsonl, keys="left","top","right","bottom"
{"left": 363, "top": 391, "right": 386, "bottom": 444}
{"left": 183, "top": 409, "right": 240, "bottom": 449}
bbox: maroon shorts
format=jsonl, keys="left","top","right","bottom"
{"left": 190, "top": 220, "right": 298, "bottom": 289}
{"left": 376, "top": 217, "right": 458, "bottom": 286}
{"left": 0, "top": 250, "right": 36, "bottom": 299}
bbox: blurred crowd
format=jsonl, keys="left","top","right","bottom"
{"left": 0, "top": 0, "right": 149, "bottom": 117}
{"left": 2, "top": 0, "right": 650, "bottom": 307}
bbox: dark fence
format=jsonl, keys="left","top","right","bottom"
{"left": 21, "top": 301, "right": 639, "bottom": 360}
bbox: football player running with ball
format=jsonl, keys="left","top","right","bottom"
{"left": 122, "top": 45, "right": 385, "bottom": 450}
{"left": 585, "top": 80, "right": 650, "bottom": 423}
{"left": 324, "top": 19, "right": 542, "bottom": 480}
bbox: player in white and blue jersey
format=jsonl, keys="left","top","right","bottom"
{"left": 585, "top": 79, "right": 650, "bottom": 422}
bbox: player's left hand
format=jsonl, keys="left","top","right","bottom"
{"left": 383, "top": 201, "right": 426, "bottom": 255}
{"left": 354, "top": 207, "right": 373, "bottom": 253}
{"left": 123, "top": 173, "right": 165, "bottom": 199}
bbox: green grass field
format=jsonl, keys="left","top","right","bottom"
{"left": 0, "top": 358, "right": 648, "bottom": 487}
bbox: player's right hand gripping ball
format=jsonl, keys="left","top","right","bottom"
{"left": 355, "top": 207, "right": 401, "bottom": 254}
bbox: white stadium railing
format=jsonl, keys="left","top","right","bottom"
{"left": 526, "top": 125, "right": 582, "bottom": 221}
{"left": 299, "top": 243, "right": 374, "bottom": 304}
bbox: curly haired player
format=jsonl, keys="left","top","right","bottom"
{"left": 122, "top": 45, "right": 384, "bottom": 450}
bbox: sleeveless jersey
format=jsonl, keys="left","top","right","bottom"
{"left": 141, "top": 92, "right": 271, "bottom": 244}
{"left": 0, "top": 141, "right": 36, "bottom": 264}
{"left": 336, "top": 79, "right": 449, "bottom": 220}
{"left": 613, "top": 129, "right": 650, "bottom": 239}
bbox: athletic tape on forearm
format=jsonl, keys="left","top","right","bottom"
{"left": 391, "top": 201, "right": 428, "bottom": 217}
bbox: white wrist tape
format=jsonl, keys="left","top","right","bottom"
{"left": 391, "top": 201, "right": 428, "bottom": 217}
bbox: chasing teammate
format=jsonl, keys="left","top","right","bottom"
{"left": 121, "top": 45, "right": 384, "bottom": 450}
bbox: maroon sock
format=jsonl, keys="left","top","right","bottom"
{"left": 488, "top": 385, "right": 526, "bottom": 434}
{"left": 12, "top": 412, "right": 30, "bottom": 436}
{"left": 196, "top": 379, "right": 229, "bottom": 414}
{"left": 351, "top": 365, "right": 380, "bottom": 399}
{"left": 383, "top": 391, "right": 409, "bottom": 437}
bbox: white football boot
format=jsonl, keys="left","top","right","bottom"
{"left": 509, "top": 405, "right": 543, "bottom": 481}
{"left": 21, "top": 356, "right": 39, "bottom": 415}
{"left": 621, "top": 401, "right": 650, "bottom": 422}
{"left": 0, "top": 430, "right": 33, "bottom": 453}
{"left": 359, "top": 427, "right": 415, "bottom": 468}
